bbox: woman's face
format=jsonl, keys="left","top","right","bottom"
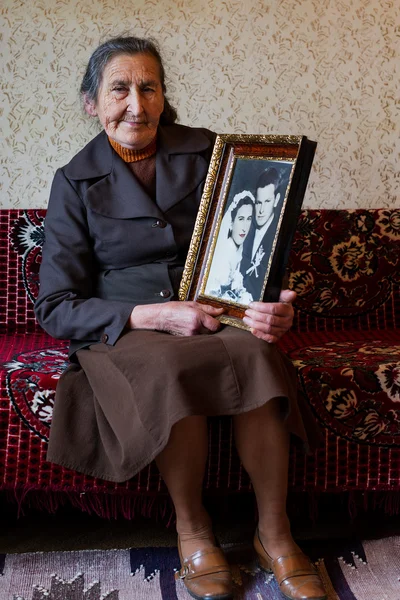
{"left": 85, "top": 53, "right": 165, "bottom": 150}
{"left": 231, "top": 204, "right": 253, "bottom": 247}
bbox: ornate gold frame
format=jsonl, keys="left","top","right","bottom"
{"left": 178, "top": 133, "right": 317, "bottom": 329}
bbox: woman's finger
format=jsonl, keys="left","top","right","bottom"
{"left": 243, "top": 316, "right": 288, "bottom": 335}
{"left": 243, "top": 320, "right": 287, "bottom": 343}
{"left": 246, "top": 301, "right": 294, "bottom": 318}
{"left": 196, "top": 303, "right": 225, "bottom": 315}
{"left": 279, "top": 289, "right": 297, "bottom": 304}
{"left": 244, "top": 309, "right": 293, "bottom": 329}
{"left": 200, "top": 312, "right": 222, "bottom": 333}
{"left": 249, "top": 329, "right": 281, "bottom": 343}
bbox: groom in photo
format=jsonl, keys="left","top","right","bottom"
{"left": 241, "top": 166, "right": 282, "bottom": 300}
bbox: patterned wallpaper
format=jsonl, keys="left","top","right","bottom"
{"left": 1, "top": 0, "right": 399, "bottom": 209}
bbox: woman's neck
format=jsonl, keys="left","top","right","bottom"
{"left": 230, "top": 237, "right": 240, "bottom": 251}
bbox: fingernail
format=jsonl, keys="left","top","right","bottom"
{"left": 243, "top": 317, "right": 250, "bottom": 325}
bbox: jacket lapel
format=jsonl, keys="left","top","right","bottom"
{"left": 86, "top": 158, "right": 163, "bottom": 220}
{"left": 65, "top": 126, "right": 213, "bottom": 219}
{"left": 155, "top": 125, "right": 213, "bottom": 213}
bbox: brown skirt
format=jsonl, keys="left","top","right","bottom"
{"left": 47, "top": 326, "right": 311, "bottom": 482}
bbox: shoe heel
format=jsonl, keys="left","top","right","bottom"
{"left": 253, "top": 529, "right": 273, "bottom": 573}
{"left": 257, "top": 556, "right": 273, "bottom": 573}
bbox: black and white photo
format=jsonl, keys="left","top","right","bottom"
{"left": 179, "top": 133, "right": 317, "bottom": 329}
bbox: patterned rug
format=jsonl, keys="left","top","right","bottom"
{"left": 1, "top": 537, "right": 399, "bottom": 599}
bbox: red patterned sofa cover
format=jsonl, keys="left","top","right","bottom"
{"left": 1, "top": 209, "right": 400, "bottom": 517}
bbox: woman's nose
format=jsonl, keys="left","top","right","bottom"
{"left": 127, "top": 90, "right": 144, "bottom": 115}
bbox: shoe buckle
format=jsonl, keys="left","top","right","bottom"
{"left": 178, "top": 565, "right": 189, "bottom": 579}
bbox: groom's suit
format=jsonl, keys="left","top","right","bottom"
{"left": 240, "top": 217, "right": 277, "bottom": 301}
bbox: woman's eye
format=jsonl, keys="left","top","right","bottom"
{"left": 113, "top": 87, "right": 126, "bottom": 93}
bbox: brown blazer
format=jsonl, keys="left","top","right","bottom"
{"left": 35, "top": 124, "right": 216, "bottom": 359}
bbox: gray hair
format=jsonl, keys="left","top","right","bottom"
{"left": 80, "top": 35, "right": 177, "bottom": 125}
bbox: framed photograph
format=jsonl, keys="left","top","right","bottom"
{"left": 178, "top": 134, "right": 317, "bottom": 329}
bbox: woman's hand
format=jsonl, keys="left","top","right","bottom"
{"left": 128, "top": 301, "right": 225, "bottom": 336}
{"left": 242, "top": 289, "right": 296, "bottom": 343}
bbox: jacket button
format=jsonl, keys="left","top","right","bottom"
{"left": 101, "top": 333, "right": 109, "bottom": 343}
{"left": 160, "top": 289, "right": 171, "bottom": 298}
{"left": 152, "top": 219, "right": 167, "bottom": 228}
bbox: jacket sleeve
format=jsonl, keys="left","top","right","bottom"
{"left": 34, "top": 168, "right": 134, "bottom": 345}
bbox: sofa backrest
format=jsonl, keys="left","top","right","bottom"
{"left": 2, "top": 208, "right": 400, "bottom": 334}
{"left": 2, "top": 210, "right": 46, "bottom": 334}
{"left": 287, "top": 209, "right": 400, "bottom": 332}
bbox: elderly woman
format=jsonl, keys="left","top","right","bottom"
{"left": 35, "top": 36, "right": 326, "bottom": 600}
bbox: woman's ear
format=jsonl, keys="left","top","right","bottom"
{"left": 83, "top": 94, "right": 98, "bottom": 117}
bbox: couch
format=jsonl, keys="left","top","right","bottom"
{"left": 1, "top": 208, "right": 400, "bottom": 517}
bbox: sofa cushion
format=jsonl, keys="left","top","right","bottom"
{"left": 7, "top": 333, "right": 400, "bottom": 448}
{"left": 3, "top": 337, "right": 400, "bottom": 496}
{"left": 282, "top": 331, "right": 400, "bottom": 446}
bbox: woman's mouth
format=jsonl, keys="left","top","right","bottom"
{"left": 122, "top": 120, "right": 145, "bottom": 127}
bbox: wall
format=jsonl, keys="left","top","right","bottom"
{"left": 1, "top": 0, "right": 399, "bottom": 209}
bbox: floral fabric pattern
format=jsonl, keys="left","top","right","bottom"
{"left": 377, "top": 209, "right": 400, "bottom": 241}
{"left": 375, "top": 363, "right": 400, "bottom": 403}
{"left": 329, "top": 236, "right": 375, "bottom": 282}
{"left": 288, "top": 209, "right": 400, "bottom": 318}
{"left": 5, "top": 348, "right": 68, "bottom": 442}
{"left": 288, "top": 340, "right": 400, "bottom": 445}
{"left": 9, "top": 210, "right": 45, "bottom": 303}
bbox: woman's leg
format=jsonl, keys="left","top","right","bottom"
{"left": 233, "top": 399, "right": 300, "bottom": 557}
{"left": 158, "top": 415, "right": 233, "bottom": 599}
{"left": 156, "top": 415, "right": 215, "bottom": 558}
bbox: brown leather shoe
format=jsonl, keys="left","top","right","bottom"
{"left": 254, "top": 531, "right": 327, "bottom": 600}
{"left": 175, "top": 536, "right": 233, "bottom": 600}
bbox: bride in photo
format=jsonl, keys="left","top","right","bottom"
{"left": 205, "top": 190, "right": 255, "bottom": 304}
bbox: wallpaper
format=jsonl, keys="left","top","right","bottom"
{"left": 1, "top": 0, "right": 399, "bottom": 209}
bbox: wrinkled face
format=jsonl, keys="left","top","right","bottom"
{"left": 85, "top": 53, "right": 165, "bottom": 150}
{"left": 231, "top": 205, "right": 253, "bottom": 247}
{"left": 255, "top": 183, "right": 280, "bottom": 228}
